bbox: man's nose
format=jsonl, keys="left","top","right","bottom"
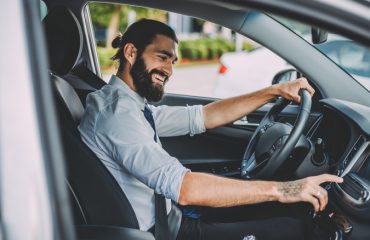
{"left": 162, "top": 62, "right": 173, "bottom": 78}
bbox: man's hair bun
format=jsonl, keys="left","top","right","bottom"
{"left": 111, "top": 33, "right": 123, "bottom": 48}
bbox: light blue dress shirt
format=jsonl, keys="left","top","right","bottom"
{"left": 78, "top": 75, "right": 206, "bottom": 230}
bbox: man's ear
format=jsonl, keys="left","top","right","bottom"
{"left": 123, "top": 43, "right": 137, "bottom": 66}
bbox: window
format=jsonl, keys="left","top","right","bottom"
{"left": 273, "top": 16, "right": 370, "bottom": 91}
{"left": 88, "top": 3, "right": 289, "bottom": 98}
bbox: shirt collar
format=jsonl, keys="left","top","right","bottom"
{"left": 109, "top": 75, "right": 146, "bottom": 110}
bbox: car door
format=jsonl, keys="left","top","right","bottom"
{"left": 1, "top": 1, "right": 76, "bottom": 240}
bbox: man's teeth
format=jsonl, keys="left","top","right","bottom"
{"left": 153, "top": 74, "right": 166, "bottom": 85}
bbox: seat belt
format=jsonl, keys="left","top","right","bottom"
{"left": 155, "top": 193, "right": 170, "bottom": 240}
{"left": 71, "top": 62, "right": 107, "bottom": 89}
{"left": 143, "top": 105, "right": 170, "bottom": 240}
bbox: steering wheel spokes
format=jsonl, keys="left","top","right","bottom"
{"left": 241, "top": 90, "right": 312, "bottom": 179}
{"left": 241, "top": 152, "right": 256, "bottom": 177}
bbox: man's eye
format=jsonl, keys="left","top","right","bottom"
{"left": 158, "top": 55, "right": 167, "bottom": 61}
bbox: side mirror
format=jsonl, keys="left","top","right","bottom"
{"left": 311, "top": 27, "right": 328, "bottom": 44}
{"left": 272, "top": 69, "right": 301, "bottom": 85}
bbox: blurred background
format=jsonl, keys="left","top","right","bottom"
{"left": 89, "top": 3, "right": 370, "bottom": 98}
{"left": 88, "top": 2, "right": 260, "bottom": 98}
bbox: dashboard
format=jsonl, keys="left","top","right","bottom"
{"left": 309, "top": 99, "right": 370, "bottom": 237}
{"left": 316, "top": 99, "right": 370, "bottom": 178}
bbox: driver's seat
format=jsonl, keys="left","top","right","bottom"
{"left": 43, "top": 4, "right": 141, "bottom": 231}
{"left": 44, "top": 6, "right": 183, "bottom": 239}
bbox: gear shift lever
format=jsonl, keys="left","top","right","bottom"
{"left": 312, "top": 138, "right": 327, "bottom": 166}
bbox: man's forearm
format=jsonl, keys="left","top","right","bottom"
{"left": 178, "top": 172, "right": 343, "bottom": 212}
{"left": 203, "top": 85, "right": 280, "bottom": 129}
{"left": 178, "top": 172, "right": 279, "bottom": 207}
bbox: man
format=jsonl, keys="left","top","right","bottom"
{"left": 79, "top": 19, "right": 342, "bottom": 239}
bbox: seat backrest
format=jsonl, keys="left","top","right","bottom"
{"left": 43, "top": 6, "right": 139, "bottom": 229}
{"left": 53, "top": 85, "right": 139, "bottom": 227}
{"left": 44, "top": 3, "right": 106, "bottom": 107}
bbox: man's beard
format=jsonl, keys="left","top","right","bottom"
{"left": 131, "top": 56, "right": 168, "bottom": 102}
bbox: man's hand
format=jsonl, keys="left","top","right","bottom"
{"left": 274, "top": 78, "right": 315, "bottom": 103}
{"left": 203, "top": 77, "right": 315, "bottom": 129}
{"left": 275, "top": 174, "right": 343, "bottom": 212}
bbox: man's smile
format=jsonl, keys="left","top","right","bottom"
{"left": 152, "top": 71, "right": 168, "bottom": 86}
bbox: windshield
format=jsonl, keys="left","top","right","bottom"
{"left": 273, "top": 16, "right": 370, "bottom": 91}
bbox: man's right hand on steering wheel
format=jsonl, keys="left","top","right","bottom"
{"left": 273, "top": 77, "right": 315, "bottom": 103}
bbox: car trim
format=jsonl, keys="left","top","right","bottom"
{"left": 81, "top": 3, "right": 102, "bottom": 79}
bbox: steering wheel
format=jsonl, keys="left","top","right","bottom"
{"left": 240, "top": 90, "right": 312, "bottom": 179}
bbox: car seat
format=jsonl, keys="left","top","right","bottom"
{"left": 43, "top": 5, "right": 152, "bottom": 239}
{"left": 43, "top": 5, "right": 181, "bottom": 239}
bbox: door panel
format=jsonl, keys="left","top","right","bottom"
{"left": 156, "top": 94, "right": 321, "bottom": 176}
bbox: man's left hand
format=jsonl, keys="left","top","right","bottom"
{"left": 274, "top": 78, "right": 315, "bottom": 103}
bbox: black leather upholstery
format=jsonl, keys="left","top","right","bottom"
{"left": 71, "top": 62, "right": 107, "bottom": 90}
{"left": 53, "top": 88, "right": 139, "bottom": 228}
{"left": 43, "top": 6, "right": 82, "bottom": 75}
{"left": 43, "top": 6, "right": 139, "bottom": 229}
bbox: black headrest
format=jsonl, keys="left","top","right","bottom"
{"left": 43, "top": 6, "right": 82, "bottom": 75}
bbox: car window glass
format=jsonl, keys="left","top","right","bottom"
{"left": 273, "top": 16, "right": 370, "bottom": 91}
{"left": 88, "top": 2, "right": 289, "bottom": 99}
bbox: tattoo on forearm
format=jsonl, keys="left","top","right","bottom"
{"left": 278, "top": 180, "right": 303, "bottom": 197}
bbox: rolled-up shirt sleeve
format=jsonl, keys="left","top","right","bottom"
{"left": 94, "top": 106, "right": 190, "bottom": 202}
{"left": 149, "top": 104, "right": 206, "bottom": 137}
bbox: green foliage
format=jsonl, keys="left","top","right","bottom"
{"left": 97, "top": 47, "right": 118, "bottom": 69}
{"left": 89, "top": 3, "right": 167, "bottom": 32}
{"left": 97, "top": 37, "right": 256, "bottom": 68}
{"left": 242, "top": 42, "right": 254, "bottom": 52}
{"left": 90, "top": 3, "right": 256, "bottom": 67}
{"left": 179, "top": 37, "right": 238, "bottom": 61}
{"left": 89, "top": 4, "right": 116, "bottom": 28}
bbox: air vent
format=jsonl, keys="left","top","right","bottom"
{"left": 357, "top": 145, "right": 370, "bottom": 177}
{"left": 341, "top": 136, "right": 369, "bottom": 176}
{"left": 345, "top": 136, "right": 366, "bottom": 166}
{"left": 340, "top": 174, "right": 369, "bottom": 201}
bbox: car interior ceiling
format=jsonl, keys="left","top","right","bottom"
{"left": 42, "top": 5, "right": 159, "bottom": 239}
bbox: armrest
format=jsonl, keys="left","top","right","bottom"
{"left": 76, "top": 225, "right": 155, "bottom": 240}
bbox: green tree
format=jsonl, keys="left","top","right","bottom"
{"left": 89, "top": 3, "right": 116, "bottom": 28}
{"left": 106, "top": 5, "right": 122, "bottom": 49}
{"left": 89, "top": 3, "right": 167, "bottom": 48}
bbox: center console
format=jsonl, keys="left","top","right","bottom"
{"left": 314, "top": 137, "right": 370, "bottom": 239}
{"left": 332, "top": 137, "right": 370, "bottom": 220}
{"left": 308, "top": 136, "right": 370, "bottom": 239}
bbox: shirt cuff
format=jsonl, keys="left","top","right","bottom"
{"left": 167, "top": 165, "right": 191, "bottom": 203}
{"left": 187, "top": 105, "right": 206, "bottom": 136}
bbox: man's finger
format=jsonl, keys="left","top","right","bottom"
{"left": 314, "top": 174, "right": 343, "bottom": 185}
{"left": 306, "top": 195, "right": 320, "bottom": 212}
{"left": 295, "top": 95, "right": 301, "bottom": 103}
{"left": 312, "top": 187, "right": 328, "bottom": 211}
{"left": 297, "top": 77, "right": 315, "bottom": 97}
{"left": 304, "top": 84, "right": 315, "bottom": 97}
{"left": 307, "top": 85, "right": 315, "bottom": 96}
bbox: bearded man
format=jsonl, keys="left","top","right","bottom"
{"left": 79, "top": 19, "right": 342, "bottom": 240}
